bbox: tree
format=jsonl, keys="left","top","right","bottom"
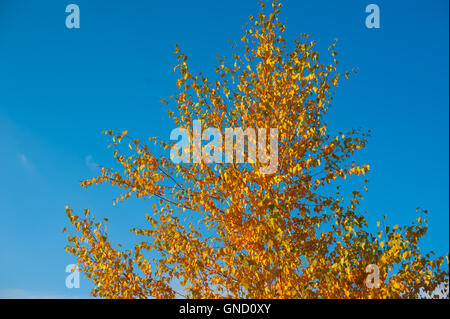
{"left": 64, "top": 0, "right": 448, "bottom": 298}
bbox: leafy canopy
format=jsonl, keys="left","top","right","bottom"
{"left": 64, "top": 0, "right": 448, "bottom": 298}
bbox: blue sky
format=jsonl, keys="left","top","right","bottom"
{"left": 0, "top": 0, "right": 448, "bottom": 298}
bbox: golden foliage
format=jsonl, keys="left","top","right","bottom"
{"left": 64, "top": 0, "right": 448, "bottom": 298}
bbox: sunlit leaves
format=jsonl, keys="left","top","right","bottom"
{"left": 64, "top": 0, "right": 448, "bottom": 299}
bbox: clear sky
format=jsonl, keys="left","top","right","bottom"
{"left": 0, "top": 0, "right": 448, "bottom": 298}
